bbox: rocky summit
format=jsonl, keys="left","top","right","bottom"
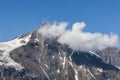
{"left": 0, "top": 23, "right": 120, "bottom": 80}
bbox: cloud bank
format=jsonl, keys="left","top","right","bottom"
{"left": 38, "top": 22, "right": 118, "bottom": 51}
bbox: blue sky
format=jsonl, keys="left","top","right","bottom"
{"left": 0, "top": 0, "right": 120, "bottom": 41}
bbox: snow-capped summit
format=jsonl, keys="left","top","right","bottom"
{"left": 0, "top": 24, "right": 120, "bottom": 80}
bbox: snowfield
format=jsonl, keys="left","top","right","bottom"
{"left": 0, "top": 34, "right": 31, "bottom": 70}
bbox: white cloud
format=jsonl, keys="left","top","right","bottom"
{"left": 37, "top": 22, "right": 118, "bottom": 51}
{"left": 72, "top": 22, "right": 86, "bottom": 32}
{"left": 37, "top": 22, "right": 67, "bottom": 38}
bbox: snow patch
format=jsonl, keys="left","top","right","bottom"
{"left": 115, "top": 65, "right": 120, "bottom": 70}
{"left": 59, "top": 51, "right": 61, "bottom": 55}
{"left": 44, "top": 64, "right": 48, "bottom": 69}
{"left": 62, "top": 52, "right": 66, "bottom": 69}
{"left": 69, "top": 61, "right": 74, "bottom": 67}
{"left": 35, "top": 38, "right": 39, "bottom": 42}
{"left": 52, "top": 55, "right": 55, "bottom": 59}
{"left": 78, "top": 65, "right": 82, "bottom": 71}
{"left": 97, "top": 68, "right": 103, "bottom": 73}
{"left": 39, "top": 65, "right": 50, "bottom": 80}
{"left": 0, "top": 34, "right": 31, "bottom": 70}
{"left": 74, "top": 68, "right": 78, "bottom": 80}
{"left": 89, "top": 51, "right": 100, "bottom": 57}
{"left": 57, "top": 68, "right": 60, "bottom": 73}
{"left": 38, "top": 58, "right": 50, "bottom": 80}
{"left": 87, "top": 69, "right": 96, "bottom": 80}
{"left": 59, "top": 56, "right": 63, "bottom": 60}
{"left": 69, "top": 51, "right": 74, "bottom": 61}
{"left": 69, "top": 61, "right": 79, "bottom": 80}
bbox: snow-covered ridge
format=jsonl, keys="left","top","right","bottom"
{"left": 0, "top": 34, "right": 31, "bottom": 70}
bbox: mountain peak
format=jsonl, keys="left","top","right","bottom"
{"left": 0, "top": 23, "right": 120, "bottom": 80}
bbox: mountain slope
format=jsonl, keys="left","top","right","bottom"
{"left": 0, "top": 24, "right": 120, "bottom": 80}
{"left": 0, "top": 33, "right": 31, "bottom": 70}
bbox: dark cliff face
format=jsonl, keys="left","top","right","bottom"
{"left": 0, "top": 30, "right": 120, "bottom": 80}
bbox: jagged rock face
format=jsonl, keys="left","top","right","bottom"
{"left": 95, "top": 48, "right": 120, "bottom": 67}
{"left": 0, "top": 30, "right": 120, "bottom": 80}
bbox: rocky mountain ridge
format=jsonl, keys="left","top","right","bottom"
{"left": 0, "top": 24, "right": 120, "bottom": 80}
